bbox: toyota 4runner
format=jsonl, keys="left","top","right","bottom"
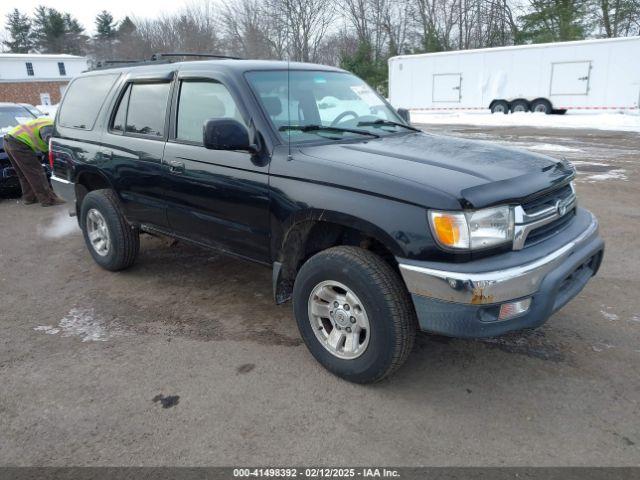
{"left": 50, "top": 59, "right": 604, "bottom": 383}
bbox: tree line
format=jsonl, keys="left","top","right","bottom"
{"left": 3, "top": 0, "right": 640, "bottom": 93}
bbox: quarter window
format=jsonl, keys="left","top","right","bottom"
{"left": 25, "top": 62, "right": 34, "bottom": 76}
{"left": 111, "top": 85, "right": 131, "bottom": 133}
{"left": 58, "top": 74, "right": 119, "bottom": 130}
{"left": 177, "top": 80, "right": 245, "bottom": 143}
{"left": 58, "top": 62, "right": 66, "bottom": 76}
{"left": 122, "top": 83, "right": 171, "bottom": 137}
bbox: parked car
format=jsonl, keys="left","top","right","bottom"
{"left": 0, "top": 102, "right": 51, "bottom": 197}
{"left": 50, "top": 60, "right": 604, "bottom": 383}
{"left": 19, "top": 103, "right": 49, "bottom": 117}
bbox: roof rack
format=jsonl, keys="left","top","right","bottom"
{"left": 150, "top": 53, "right": 242, "bottom": 61}
{"left": 92, "top": 53, "right": 242, "bottom": 71}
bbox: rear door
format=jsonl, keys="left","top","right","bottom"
{"left": 101, "top": 73, "right": 174, "bottom": 227}
{"left": 161, "top": 71, "right": 271, "bottom": 263}
{"left": 550, "top": 61, "right": 591, "bottom": 95}
{"left": 432, "top": 74, "right": 462, "bottom": 102}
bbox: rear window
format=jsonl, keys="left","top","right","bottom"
{"left": 125, "top": 83, "right": 170, "bottom": 137}
{"left": 58, "top": 74, "right": 119, "bottom": 130}
{"left": 109, "top": 82, "right": 171, "bottom": 137}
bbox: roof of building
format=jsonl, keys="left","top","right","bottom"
{"left": 0, "top": 53, "right": 87, "bottom": 60}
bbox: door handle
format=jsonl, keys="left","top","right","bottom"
{"left": 167, "top": 160, "right": 185, "bottom": 174}
{"left": 578, "top": 76, "right": 589, "bottom": 81}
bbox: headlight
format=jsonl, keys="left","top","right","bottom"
{"left": 428, "top": 206, "right": 514, "bottom": 250}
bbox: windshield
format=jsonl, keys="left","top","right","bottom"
{"left": 246, "top": 70, "right": 407, "bottom": 143}
{"left": 0, "top": 106, "right": 36, "bottom": 132}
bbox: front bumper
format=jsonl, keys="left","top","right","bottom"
{"left": 398, "top": 208, "right": 604, "bottom": 337}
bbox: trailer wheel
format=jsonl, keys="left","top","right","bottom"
{"left": 531, "top": 99, "right": 552, "bottom": 114}
{"left": 490, "top": 101, "right": 509, "bottom": 114}
{"left": 510, "top": 100, "right": 530, "bottom": 113}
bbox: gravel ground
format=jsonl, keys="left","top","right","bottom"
{"left": 0, "top": 125, "right": 638, "bottom": 466}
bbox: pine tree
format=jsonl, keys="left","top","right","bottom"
{"left": 95, "top": 10, "right": 117, "bottom": 40}
{"left": 518, "top": 0, "right": 591, "bottom": 43}
{"left": 3, "top": 9, "right": 32, "bottom": 53}
{"left": 30, "top": 6, "right": 87, "bottom": 54}
{"left": 117, "top": 16, "right": 136, "bottom": 37}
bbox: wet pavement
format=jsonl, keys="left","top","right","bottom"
{"left": 1, "top": 125, "right": 639, "bottom": 466}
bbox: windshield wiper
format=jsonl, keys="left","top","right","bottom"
{"left": 279, "top": 124, "right": 380, "bottom": 138}
{"left": 357, "top": 119, "right": 421, "bottom": 132}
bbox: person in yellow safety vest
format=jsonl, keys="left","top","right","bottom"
{"left": 3, "top": 117, "right": 64, "bottom": 206}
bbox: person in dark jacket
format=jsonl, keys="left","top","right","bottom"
{"left": 3, "top": 117, "right": 64, "bottom": 206}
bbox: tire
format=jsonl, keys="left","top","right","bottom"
{"left": 531, "top": 99, "right": 552, "bottom": 114}
{"left": 510, "top": 99, "right": 530, "bottom": 113}
{"left": 490, "top": 100, "right": 509, "bottom": 114}
{"left": 80, "top": 189, "right": 139, "bottom": 271}
{"left": 293, "top": 246, "right": 417, "bottom": 383}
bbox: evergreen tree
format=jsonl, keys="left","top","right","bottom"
{"left": 518, "top": 0, "right": 591, "bottom": 43}
{"left": 30, "top": 6, "right": 87, "bottom": 54}
{"left": 95, "top": 10, "right": 117, "bottom": 40}
{"left": 117, "top": 16, "right": 136, "bottom": 37}
{"left": 340, "top": 42, "right": 388, "bottom": 95}
{"left": 3, "top": 9, "right": 32, "bottom": 53}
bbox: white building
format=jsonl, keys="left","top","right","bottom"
{"left": 0, "top": 53, "right": 88, "bottom": 106}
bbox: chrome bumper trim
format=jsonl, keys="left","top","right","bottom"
{"left": 51, "top": 174, "right": 72, "bottom": 185}
{"left": 399, "top": 212, "right": 598, "bottom": 305}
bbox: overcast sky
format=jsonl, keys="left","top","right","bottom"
{"left": 0, "top": 0, "right": 189, "bottom": 36}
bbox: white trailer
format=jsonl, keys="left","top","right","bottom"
{"left": 388, "top": 36, "right": 640, "bottom": 114}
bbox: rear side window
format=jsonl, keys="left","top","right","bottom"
{"left": 58, "top": 74, "right": 119, "bottom": 130}
{"left": 110, "top": 83, "right": 170, "bottom": 137}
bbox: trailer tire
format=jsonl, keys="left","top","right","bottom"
{"left": 490, "top": 100, "right": 509, "bottom": 114}
{"left": 531, "top": 99, "right": 552, "bottom": 114}
{"left": 510, "top": 100, "right": 530, "bottom": 113}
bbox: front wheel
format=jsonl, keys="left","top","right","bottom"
{"left": 80, "top": 189, "right": 139, "bottom": 271}
{"left": 293, "top": 246, "right": 417, "bottom": 383}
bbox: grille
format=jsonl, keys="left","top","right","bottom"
{"left": 522, "top": 183, "right": 573, "bottom": 215}
{"left": 524, "top": 208, "right": 576, "bottom": 247}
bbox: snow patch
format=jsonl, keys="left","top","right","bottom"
{"left": 412, "top": 111, "right": 640, "bottom": 132}
{"left": 592, "top": 342, "right": 615, "bottom": 353}
{"left": 585, "top": 169, "right": 628, "bottom": 183}
{"left": 38, "top": 210, "right": 79, "bottom": 238}
{"left": 526, "top": 143, "right": 583, "bottom": 153}
{"left": 34, "top": 307, "right": 125, "bottom": 342}
{"left": 600, "top": 305, "right": 619, "bottom": 321}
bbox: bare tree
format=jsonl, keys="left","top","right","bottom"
{"left": 266, "top": 0, "right": 335, "bottom": 62}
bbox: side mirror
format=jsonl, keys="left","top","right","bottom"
{"left": 203, "top": 118, "right": 256, "bottom": 152}
{"left": 397, "top": 108, "right": 411, "bottom": 124}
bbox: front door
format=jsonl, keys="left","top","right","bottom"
{"left": 161, "top": 74, "right": 271, "bottom": 263}
{"left": 550, "top": 61, "right": 591, "bottom": 95}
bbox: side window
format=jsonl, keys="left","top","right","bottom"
{"left": 25, "top": 62, "right": 34, "bottom": 76}
{"left": 111, "top": 85, "right": 131, "bottom": 133}
{"left": 124, "top": 83, "right": 171, "bottom": 137}
{"left": 177, "top": 80, "right": 245, "bottom": 143}
{"left": 58, "top": 74, "right": 119, "bottom": 130}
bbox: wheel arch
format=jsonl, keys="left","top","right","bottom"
{"left": 75, "top": 168, "right": 114, "bottom": 213}
{"left": 272, "top": 209, "right": 404, "bottom": 304}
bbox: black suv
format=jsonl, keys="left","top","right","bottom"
{"left": 51, "top": 59, "right": 604, "bottom": 383}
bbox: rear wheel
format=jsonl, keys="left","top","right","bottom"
{"left": 490, "top": 100, "right": 509, "bottom": 114}
{"left": 80, "top": 189, "right": 139, "bottom": 271}
{"left": 531, "top": 99, "right": 552, "bottom": 114}
{"left": 510, "top": 100, "right": 530, "bottom": 113}
{"left": 293, "top": 246, "right": 417, "bottom": 383}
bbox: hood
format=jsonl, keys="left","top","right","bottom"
{"left": 299, "top": 132, "right": 574, "bottom": 209}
